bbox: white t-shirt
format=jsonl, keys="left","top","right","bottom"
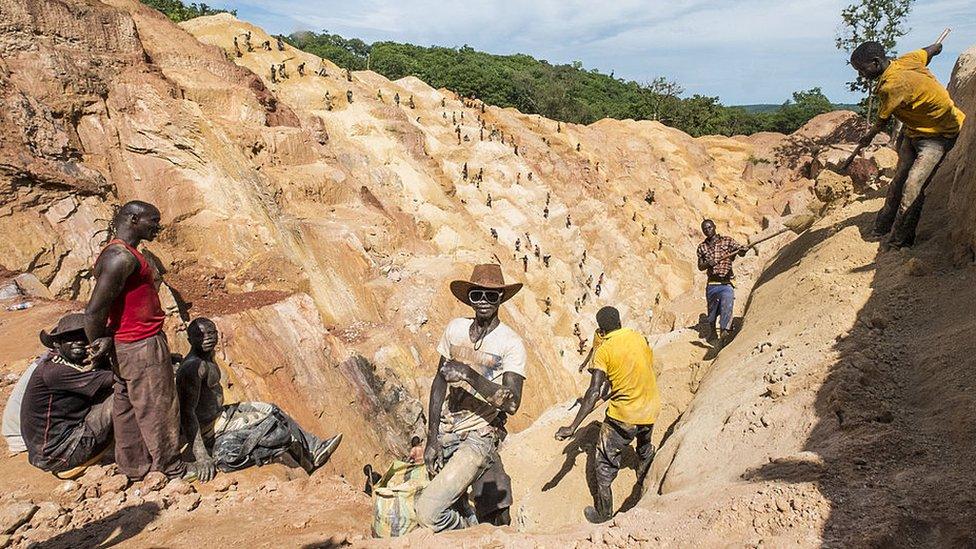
{"left": 3, "top": 355, "right": 44, "bottom": 454}
{"left": 436, "top": 318, "right": 527, "bottom": 434}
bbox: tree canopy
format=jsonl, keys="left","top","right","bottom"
{"left": 288, "top": 31, "right": 844, "bottom": 137}
{"left": 133, "top": 0, "right": 846, "bottom": 138}
{"left": 140, "top": 0, "right": 234, "bottom": 23}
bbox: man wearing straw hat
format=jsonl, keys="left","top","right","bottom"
{"left": 415, "top": 264, "right": 527, "bottom": 532}
{"left": 20, "top": 313, "right": 114, "bottom": 478}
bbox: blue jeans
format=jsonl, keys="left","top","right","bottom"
{"left": 706, "top": 284, "right": 734, "bottom": 331}
{"left": 414, "top": 429, "right": 498, "bottom": 532}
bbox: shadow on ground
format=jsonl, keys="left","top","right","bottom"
{"left": 743, "top": 199, "right": 976, "bottom": 545}
{"left": 31, "top": 502, "right": 160, "bottom": 548}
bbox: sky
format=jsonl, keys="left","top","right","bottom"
{"left": 205, "top": 0, "right": 976, "bottom": 105}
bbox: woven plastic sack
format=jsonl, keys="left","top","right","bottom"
{"left": 371, "top": 460, "right": 429, "bottom": 538}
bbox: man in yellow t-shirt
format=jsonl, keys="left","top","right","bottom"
{"left": 556, "top": 306, "right": 660, "bottom": 524}
{"left": 849, "top": 40, "right": 965, "bottom": 249}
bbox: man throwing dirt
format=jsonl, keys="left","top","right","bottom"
{"left": 556, "top": 306, "right": 660, "bottom": 524}
{"left": 697, "top": 219, "right": 747, "bottom": 346}
{"left": 849, "top": 40, "right": 965, "bottom": 249}
{"left": 85, "top": 201, "right": 185, "bottom": 480}
{"left": 177, "top": 318, "right": 342, "bottom": 481}
{"left": 415, "top": 264, "right": 526, "bottom": 532}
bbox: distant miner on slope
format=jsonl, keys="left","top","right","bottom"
{"left": 849, "top": 37, "right": 965, "bottom": 250}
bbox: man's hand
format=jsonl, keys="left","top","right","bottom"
{"left": 487, "top": 387, "right": 513, "bottom": 408}
{"left": 439, "top": 360, "right": 468, "bottom": 383}
{"left": 186, "top": 458, "right": 216, "bottom": 482}
{"left": 88, "top": 337, "right": 113, "bottom": 362}
{"left": 858, "top": 132, "right": 876, "bottom": 148}
{"left": 555, "top": 425, "right": 576, "bottom": 441}
{"left": 424, "top": 438, "right": 442, "bottom": 478}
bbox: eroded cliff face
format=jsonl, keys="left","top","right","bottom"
{"left": 1, "top": 0, "right": 814, "bottom": 476}
{"left": 923, "top": 45, "right": 976, "bottom": 263}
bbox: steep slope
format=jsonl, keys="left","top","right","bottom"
{"left": 8, "top": 1, "right": 971, "bottom": 547}
{"left": 490, "top": 46, "right": 976, "bottom": 546}
{"left": 0, "top": 0, "right": 810, "bottom": 482}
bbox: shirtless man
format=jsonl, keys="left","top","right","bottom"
{"left": 177, "top": 318, "right": 342, "bottom": 481}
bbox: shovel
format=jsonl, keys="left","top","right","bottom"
{"left": 711, "top": 213, "right": 818, "bottom": 263}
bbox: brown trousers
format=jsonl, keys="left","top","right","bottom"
{"left": 112, "top": 333, "right": 184, "bottom": 479}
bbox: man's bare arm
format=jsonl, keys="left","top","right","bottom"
{"left": 697, "top": 251, "right": 709, "bottom": 272}
{"left": 578, "top": 345, "right": 596, "bottom": 372}
{"left": 424, "top": 357, "right": 448, "bottom": 476}
{"left": 176, "top": 359, "right": 216, "bottom": 481}
{"left": 442, "top": 360, "right": 520, "bottom": 412}
{"left": 556, "top": 369, "right": 607, "bottom": 440}
{"left": 176, "top": 360, "right": 209, "bottom": 461}
{"left": 85, "top": 247, "right": 136, "bottom": 359}
{"left": 498, "top": 372, "right": 524, "bottom": 414}
{"left": 923, "top": 43, "right": 943, "bottom": 64}
{"left": 859, "top": 116, "right": 890, "bottom": 146}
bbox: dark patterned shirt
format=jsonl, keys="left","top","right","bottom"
{"left": 698, "top": 235, "right": 743, "bottom": 283}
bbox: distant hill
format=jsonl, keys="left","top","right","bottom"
{"left": 137, "top": 0, "right": 843, "bottom": 137}
{"left": 285, "top": 30, "right": 841, "bottom": 137}
{"left": 736, "top": 103, "right": 860, "bottom": 114}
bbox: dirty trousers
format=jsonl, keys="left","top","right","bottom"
{"left": 594, "top": 416, "right": 655, "bottom": 521}
{"left": 706, "top": 283, "right": 735, "bottom": 331}
{"left": 414, "top": 429, "right": 498, "bottom": 532}
{"left": 36, "top": 395, "right": 114, "bottom": 473}
{"left": 112, "top": 333, "right": 184, "bottom": 479}
{"left": 874, "top": 136, "right": 955, "bottom": 246}
{"left": 210, "top": 401, "right": 325, "bottom": 473}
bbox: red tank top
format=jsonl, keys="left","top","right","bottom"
{"left": 101, "top": 239, "right": 165, "bottom": 343}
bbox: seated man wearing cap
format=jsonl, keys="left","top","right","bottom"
{"left": 414, "top": 264, "right": 527, "bottom": 532}
{"left": 20, "top": 313, "right": 114, "bottom": 478}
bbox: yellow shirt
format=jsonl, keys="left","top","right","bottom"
{"left": 591, "top": 328, "right": 660, "bottom": 425}
{"left": 592, "top": 330, "right": 605, "bottom": 350}
{"left": 877, "top": 49, "right": 965, "bottom": 138}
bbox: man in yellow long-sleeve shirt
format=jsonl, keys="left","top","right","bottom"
{"left": 556, "top": 306, "right": 660, "bottom": 524}
{"left": 850, "top": 40, "right": 966, "bottom": 249}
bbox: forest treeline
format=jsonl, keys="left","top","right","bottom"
{"left": 287, "top": 31, "right": 847, "bottom": 137}
{"left": 138, "top": 0, "right": 848, "bottom": 137}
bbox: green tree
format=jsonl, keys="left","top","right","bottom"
{"left": 835, "top": 0, "right": 914, "bottom": 120}
{"left": 140, "top": 0, "right": 234, "bottom": 23}
{"left": 283, "top": 30, "right": 837, "bottom": 138}
{"left": 768, "top": 88, "right": 835, "bottom": 133}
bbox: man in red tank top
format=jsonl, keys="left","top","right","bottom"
{"left": 85, "top": 201, "right": 185, "bottom": 480}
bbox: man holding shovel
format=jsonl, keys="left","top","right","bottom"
{"left": 848, "top": 32, "right": 965, "bottom": 249}
{"left": 697, "top": 219, "right": 747, "bottom": 347}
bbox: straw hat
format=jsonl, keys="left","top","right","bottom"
{"left": 39, "top": 313, "right": 87, "bottom": 348}
{"left": 450, "top": 264, "right": 522, "bottom": 306}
